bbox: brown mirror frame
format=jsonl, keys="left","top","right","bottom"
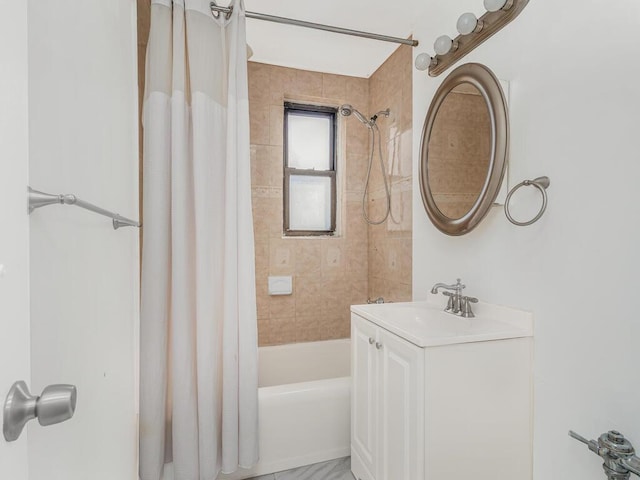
{"left": 419, "top": 63, "right": 509, "bottom": 236}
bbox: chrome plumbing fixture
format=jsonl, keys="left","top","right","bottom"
{"left": 367, "top": 297, "right": 385, "bottom": 304}
{"left": 570, "top": 430, "right": 640, "bottom": 479}
{"left": 339, "top": 104, "right": 390, "bottom": 129}
{"left": 431, "top": 278, "right": 478, "bottom": 317}
{"left": 339, "top": 104, "right": 392, "bottom": 226}
{"left": 3, "top": 381, "right": 77, "bottom": 442}
{"left": 339, "top": 104, "right": 370, "bottom": 127}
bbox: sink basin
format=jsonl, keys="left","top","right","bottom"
{"left": 350, "top": 300, "right": 532, "bottom": 347}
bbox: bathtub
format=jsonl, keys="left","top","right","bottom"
{"left": 219, "top": 338, "right": 351, "bottom": 479}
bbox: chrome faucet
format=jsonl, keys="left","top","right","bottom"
{"left": 430, "top": 278, "right": 478, "bottom": 317}
{"left": 430, "top": 279, "right": 465, "bottom": 295}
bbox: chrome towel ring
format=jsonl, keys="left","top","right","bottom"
{"left": 504, "top": 176, "right": 550, "bottom": 226}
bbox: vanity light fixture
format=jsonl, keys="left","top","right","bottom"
{"left": 423, "top": 0, "right": 529, "bottom": 77}
{"left": 434, "top": 35, "right": 457, "bottom": 56}
{"left": 456, "top": 13, "right": 482, "bottom": 35}
{"left": 484, "top": 0, "right": 514, "bottom": 12}
{"left": 414, "top": 52, "right": 435, "bottom": 71}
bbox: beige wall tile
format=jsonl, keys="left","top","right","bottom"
{"left": 249, "top": 104, "right": 270, "bottom": 145}
{"left": 268, "top": 104, "right": 284, "bottom": 146}
{"left": 255, "top": 276, "right": 269, "bottom": 319}
{"left": 292, "top": 70, "right": 323, "bottom": 98}
{"left": 345, "top": 153, "right": 369, "bottom": 192}
{"left": 268, "top": 316, "right": 297, "bottom": 345}
{"left": 346, "top": 77, "right": 370, "bottom": 114}
{"left": 251, "top": 145, "right": 283, "bottom": 188}
{"left": 269, "top": 238, "right": 296, "bottom": 275}
{"left": 322, "top": 73, "right": 347, "bottom": 101}
{"left": 295, "top": 275, "right": 325, "bottom": 317}
{"left": 269, "top": 294, "right": 296, "bottom": 319}
{"left": 268, "top": 65, "right": 294, "bottom": 105}
{"left": 295, "top": 240, "right": 322, "bottom": 275}
{"left": 295, "top": 315, "right": 324, "bottom": 343}
{"left": 258, "top": 317, "right": 271, "bottom": 346}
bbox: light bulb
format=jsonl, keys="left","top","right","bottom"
{"left": 457, "top": 12, "right": 479, "bottom": 35}
{"left": 414, "top": 53, "right": 433, "bottom": 71}
{"left": 484, "top": 0, "right": 510, "bottom": 12}
{"left": 434, "top": 35, "right": 454, "bottom": 56}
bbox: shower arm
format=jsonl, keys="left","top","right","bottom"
{"left": 28, "top": 187, "right": 141, "bottom": 230}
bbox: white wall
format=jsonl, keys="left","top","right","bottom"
{"left": 411, "top": 1, "right": 640, "bottom": 478}
{"left": 0, "top": 0, "right": 30, "bottom": 478}
{"left": 27, "top": 1, "right": 139, "bottom": 479}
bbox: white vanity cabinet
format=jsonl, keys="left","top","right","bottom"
{"left": 350, "top": 301, "right": 533, "bottom": 480}
{"left": 351, "top": 314, "right": 424, "bottom": 480}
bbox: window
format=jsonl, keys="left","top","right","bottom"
{"left": 283, "top": 102, "right": 337, "bottom": 236}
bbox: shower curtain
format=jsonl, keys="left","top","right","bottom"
{"left": 139, "top": 1, "right": 258, "bottom": 479}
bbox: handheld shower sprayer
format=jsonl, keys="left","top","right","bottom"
{"left": 339, "top": 104, "right": 372, "bottom": 127}
{"left": 339, "top": 103, "right": 392, "bottom": 225}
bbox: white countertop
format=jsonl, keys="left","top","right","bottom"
{"left": 351, "top": 299, "right": 533, "bottom": 347}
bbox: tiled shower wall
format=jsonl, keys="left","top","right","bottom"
{"left": 248, "top": 63, "right": 371, "bottom": 346}
{"left": 249, "top": 46, "right": 412, "bottom": 346}
{"left": 366, "top": 45, "right": 413, "bottom": 303}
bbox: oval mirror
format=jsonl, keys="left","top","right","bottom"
{"left": 419, "top": 63, "right": 508, "bottom": 236}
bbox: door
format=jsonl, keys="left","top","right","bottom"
{"left": 26, "top": 1, "right": 139, "bottom": 479}
{"left": 377, "top": 328, "right": 424, "bottom": 480}
{"left": 351, "top": 315, "right": 378, "bottom": 480}
{"left": 0, "top": 0, "right": 30, "bottom": 478}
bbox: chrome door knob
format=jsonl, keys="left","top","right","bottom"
{"left": 3, "top": 381, "right": 77, "bottom": 442}
{"left": 37, "top": 384, "right": 77, "bottom": 426}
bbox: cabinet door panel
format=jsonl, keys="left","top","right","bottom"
{"left": 351, "top": 314, "right": 378, "bottom": 478}
{"left": 377, "top": 329, "right": 424, "bottom": 480}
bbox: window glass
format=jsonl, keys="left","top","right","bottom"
{"left": 288, "top": 175, "right": 332, "bottom": 231}
{"left": 286, "top": 113, "right": 332, "bottom": 170}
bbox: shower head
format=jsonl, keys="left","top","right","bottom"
{"left": 339, "top": 104, "right": 353, "bottom": 116}
{"left": 339, "top": 104, "right": 371, "bottom": 127}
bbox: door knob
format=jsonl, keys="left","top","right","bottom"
{"left": 3, "top": 381, "right": 77, "bottom": 442}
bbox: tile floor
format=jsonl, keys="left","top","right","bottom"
{"left": 248, "top": 457, "right": 354, "bottom": 480}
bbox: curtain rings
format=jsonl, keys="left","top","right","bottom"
{"left": 210, "top": 1, "right": 233, "bottom": 20}
{"left": 504, "top": 176, "right": 550, "bottom": 227}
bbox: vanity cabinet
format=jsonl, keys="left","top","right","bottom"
{"left": 350, "top": 302, "right": 533, "bottom": 480}
{"left": 351, "top": 314, "right": 424, "bottom": 480}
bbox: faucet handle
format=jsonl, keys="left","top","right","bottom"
{"left": 461, "top": 296, "right": 478, "bottom": 318}
{"left": 442, "top": 291, "right": 455, "bottom": 313}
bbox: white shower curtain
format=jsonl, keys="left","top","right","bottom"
{"left": 139, "top": 1, "right": 258, "bottom": 479}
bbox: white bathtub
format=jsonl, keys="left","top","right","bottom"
{"left": 219, "top": 339, "right": 351, "bottom": 479}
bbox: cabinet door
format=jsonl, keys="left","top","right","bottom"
{"left": 377, "top": 328, "right": 424, "bottom": 480}
{"left": 351, "top": 315, "right": 378, "bottom": 480}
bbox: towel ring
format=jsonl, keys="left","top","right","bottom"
{"left": 504, "top": 176, "right": 550, "bottom": 226}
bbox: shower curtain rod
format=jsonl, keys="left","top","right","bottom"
{"left": 209, "top": 3, "right": 418, "bottom": 47}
